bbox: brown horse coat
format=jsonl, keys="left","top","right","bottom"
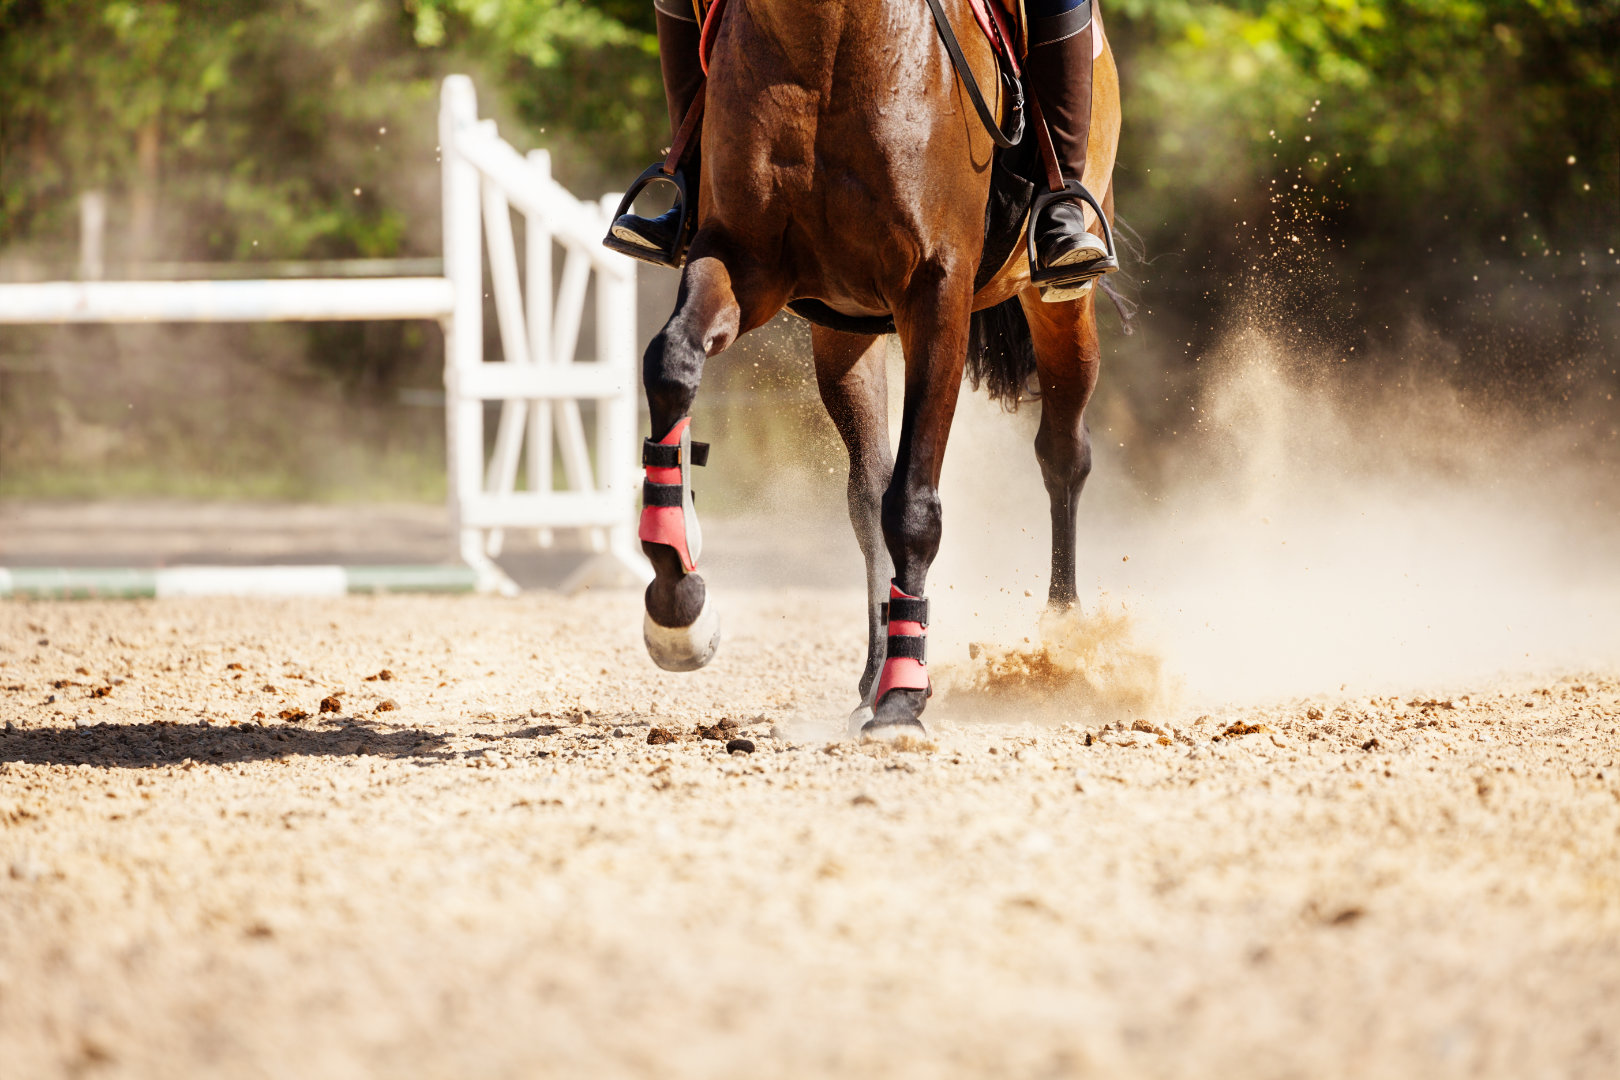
{"left": 639, "top": 0, "right": 1120, "bottom": 731}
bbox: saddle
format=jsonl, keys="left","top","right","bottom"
{"left": 623, "top": 0, "right": 1089, "bottom": 335}
{"left": 690, "top": 0, "right": 1026, "bottom": 71}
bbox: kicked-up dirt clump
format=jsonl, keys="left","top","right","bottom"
{"left": 937, "top": 604, "right": 1173, "bottom": 724}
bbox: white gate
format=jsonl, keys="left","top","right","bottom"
{"left": 0, "top": 75, "right": 650, "bottom": 597}
{"left": 439, "top": 75, "right": 649, "bottom": 593}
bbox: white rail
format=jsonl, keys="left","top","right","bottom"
{"left": 0, "top": 278, "right": 455, "bottom": 323}
{"left": 0, "top": 74, "right": 650, "bottom": 595}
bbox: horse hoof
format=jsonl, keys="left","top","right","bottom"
{"left": 643, "top": 595, "right": 721, "bottom": 672}
{"left": 847, "top": 704, "right": 875, "bottom": 738}
{"left": 859, "top": 717, "right": 928, "bottom": 744}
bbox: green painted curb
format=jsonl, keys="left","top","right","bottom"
{"left": 343, "top": 565, "right": 480, "bottom": 593}
{"left": 1, "top": 567, "right": 158, "bottom": 599}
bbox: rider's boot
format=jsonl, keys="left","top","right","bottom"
{"left": 605, "top": 3, "right": 704, "bottom": 267}
{"left": 1024, "top": 0, "right": 1117, "bottom": 299}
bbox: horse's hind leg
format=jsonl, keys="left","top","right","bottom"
{"left": 811, "top": 326, "right": 895, "bottom": 729}
{"left": 640, "top": 245, "right": 781, "bottom": 670}
{"left": 1019, "top": 288, "right": 1102, "bottom": 609}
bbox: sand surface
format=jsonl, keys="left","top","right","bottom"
{"left": 2, "top": 591, "right": 1618, "bottom": 1079}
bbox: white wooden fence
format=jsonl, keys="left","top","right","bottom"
{"left": 0, "top": 74, "right": 650, "bottom": 596}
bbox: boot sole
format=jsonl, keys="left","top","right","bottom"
{"left": 609, "top": 224, "right": 662, "bottom": 251}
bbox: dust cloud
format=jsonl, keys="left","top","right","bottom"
{"left": 929, "top": 330, "right": 1620, "bottom": 713}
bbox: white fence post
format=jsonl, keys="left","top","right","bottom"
{"left": 525, "top": 148, "right": 556, "bottom": 547}
{"left": 438, "top": 76, "right": 649, "bottom": 591}
{"left": 438, "top": 75, "right": 511, "bottom": 593}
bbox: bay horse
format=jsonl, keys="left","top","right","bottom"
{"left": 636, "top": 0, "right": 1121, "bottom": 738}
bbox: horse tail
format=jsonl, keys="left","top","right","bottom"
{"left": 966, "top": 296, "right": 1039, "bottom": 411}
{"left": 1098, "top": 277, "right": 1137, "bottom": 335}
{"left": 1098, "top": 213, "right": 1143, "bottom": 335}
{"left": 967, "top": 209, "right": 1143, "bottom": 406}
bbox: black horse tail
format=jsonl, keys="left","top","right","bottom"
{"left": 966, "top": 211, "right": 1144, "bottom": 409}
{"left": 966, "top": 296, "right": 1039, "bottom": 411}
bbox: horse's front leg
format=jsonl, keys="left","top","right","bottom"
{"left": 863, "top": 267, "right": 975, "bottom": 738}
{"left": 811, "top": 326, "right": 895, "bottom": 731}
{"left": 640, "top": 246, "right": 778, "bottom": 670}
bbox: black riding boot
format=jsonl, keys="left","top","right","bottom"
{"left": 605, "top": 5, "right": 704, "bottom": 268}
{"left": 1024, "top": 0, "right": 1117, "bottom": 300}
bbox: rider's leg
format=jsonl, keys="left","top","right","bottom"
{"left": 607, "top": 2, "right": 704, "bottom": 262}
{"left": 1023, "top": 0, "right": 1114, "bottom": 286}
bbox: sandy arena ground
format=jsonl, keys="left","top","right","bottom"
{"left": 2, "top": 590, "right": 1618, "bottom": 1079}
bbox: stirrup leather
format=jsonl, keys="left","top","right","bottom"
{"left": 1026, "top": 179, "right": 1118, "bottom": 291}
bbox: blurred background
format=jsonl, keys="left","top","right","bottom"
{"left": 0, "top": 0, "right": 1615, "bottom": 580}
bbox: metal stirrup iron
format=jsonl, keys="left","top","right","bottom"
{"left": 604, "top": 85, "right": 707, "bottom": 269}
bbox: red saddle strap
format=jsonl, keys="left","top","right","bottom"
{"left": 966, "top": 0, "right": 1020, "bottom": 76}
{"left": 698, "top": 0, "right": 729, "bottom": 74}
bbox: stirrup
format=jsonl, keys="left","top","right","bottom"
{"left": 1026, "top": 180, "right": 1118, "bottom": 300}
{"left": 603, "top": 162, "right": 697, "bottom": 270}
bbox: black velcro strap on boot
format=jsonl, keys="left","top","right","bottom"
{"left": 642, "top": 481, "right": 684, "bottom": 507}
{"left": 886, "top": 596, "right": 930, "bottom": 626}
{"left": 886, "top": 634, "right": 928, "bottom": 663}
{"left": 642, "top": 439, "right": 710, "bottom": 468}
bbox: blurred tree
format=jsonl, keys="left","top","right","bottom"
{"left": 0, "top": 0, "right": 660, "bottom": 263}
{"left": 1106, "top": 0, "right": 1620, "bottom": 255}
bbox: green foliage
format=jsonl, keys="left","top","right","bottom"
{"left": 0, "top": 0, "right": 661, "bottom": 260}
{"left": 1108, "top": 0, "right": 1620, "bottom": 249}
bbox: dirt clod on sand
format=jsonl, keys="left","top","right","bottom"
{"left": 726, "top": 738, "right": 755, "bottom": 754}
{"left": 646, "top": 727, "right": 678, "bottom": 745}
{"left": 277, "top": 708, "right": 308, "bottom": 722}
{"left": 695, "top": 718, "right": 740, "bottom": 741}
{"left": 318, "top": 695, "right": 343, "bottom": 714}
{"left": 365, "top": 669, "right": 394, "bottom": 682}
{"left": 374, "top": 699, "right": 397, "bottom": 713}
{"left": 1220, "top": 721, "right": 1272, "bottom": 738}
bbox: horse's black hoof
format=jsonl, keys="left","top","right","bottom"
{"left": 643, "top": 594, "right": 721, "bottom": 671}
{"left": 861, "top": 686, "right": 928, "bottom": 742}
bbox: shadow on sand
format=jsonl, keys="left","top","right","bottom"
{"left": 0, "top": 717, "right": 452, "bottom": 769}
